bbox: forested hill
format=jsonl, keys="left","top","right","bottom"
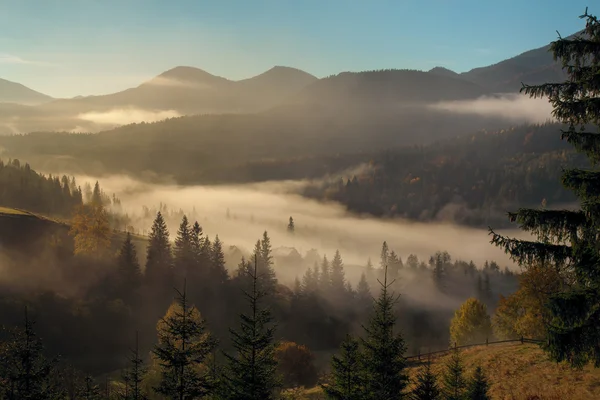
{"left": 0, "top": 122, "right": 585, "bottom": 229}
{"left": 301, "top": 123, "right": 584, "bottom": 227}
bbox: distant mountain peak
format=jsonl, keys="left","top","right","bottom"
{"left": 0, "top": 78, "right": 53, "bottom": 105}
{"left": 156, "top": 66, "right": 230, "bottom": 84}
{"left": 428, "top": 66, "right": 459, "bottom": 77}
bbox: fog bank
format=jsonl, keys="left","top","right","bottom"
{"left": 429, "top": 93, "right": 554, "bottom": 124}
{"left": 85, "top": 174, "right": 524, "bottom": 271}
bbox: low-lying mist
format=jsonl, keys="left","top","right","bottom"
{"left": 85, "top": 174, "right": 524, "bottom": 274}
{"left": 77, "top": 108, "right": 181, "bottom": 127}
{"left": 429, "top": 93, "right": 554, "bottom": 124}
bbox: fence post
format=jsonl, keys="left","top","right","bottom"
{"left": 521, "top": 336, "right": 524, "bottom": 344}
{"left": 486, "top": 337, "right": 488, "bottom": 347}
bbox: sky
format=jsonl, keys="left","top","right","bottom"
{"left": 0, "top": 0, "right": 592, "bottom": 98}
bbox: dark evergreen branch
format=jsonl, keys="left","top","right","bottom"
{"left": 561, "top": 168, "right": 600, "bottom": 201}
{"left": 508, "top": 208, "right": 586, "bottom": 243}
{"left": 488, "top": 229, "right": 572, "bottom": 266}
{"left": 561, "top": 128, "right": 600, "bottom": 164}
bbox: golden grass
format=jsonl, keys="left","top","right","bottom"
{"left": 293, "top": 343, "right": 600, "bottom": 399}
{"left": 409, "top": 343, "right": 600, "bottom": 400}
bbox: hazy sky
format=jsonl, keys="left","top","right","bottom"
{"left": 0, "top": 0, "right": 590, "bottom": 98}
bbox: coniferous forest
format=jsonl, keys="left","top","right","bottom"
{"left": 2, "top": 6, "right": 600, "bottom": 400}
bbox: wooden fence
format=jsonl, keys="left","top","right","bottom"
{"left": 406, "top": 337, "right": 545, "bottom": 362}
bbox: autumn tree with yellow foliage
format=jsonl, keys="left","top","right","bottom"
{"left": 449, "top": 298, "right": 492, "bottom": 346}
{"left": 493, "top": 262, "right": 563, "bottom": 340}
{"left": 69, "top": 202, "right": 111, "bottom": 257}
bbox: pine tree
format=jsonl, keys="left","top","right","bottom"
{"left": 361, "top": 266, "right": 409, "bottom": 399}
{"left": 153, "top": 282, "right": 216, "bottom": 399}
{"left": 430, "top": 252, "right": 449, "bottom": 293}
{"left": 388, "top": 251, "right": 402, "bottom": 278}
{"left": 467, "top": 366, "right": 490, "bottom": 400}
{"left": 330, "top": 250, "right": 346, "bottom": 294}
{"left": 145, "top": 212, "right": 172, "bottom": 285}
{"left": 174, "top": 215, "right": 193, "bottom": 280}
{"left": 322, "top": 335, "right": 364, "bottom": 400}
{"left": 251, "top": 233, "right": 277, "bottom": 292}
{"left": 356, "top": 273, "right": 371, "bottom": 305}
{"left": 91, "top": 181, "right": 102, "bottom": 206}
{"left": 411, "top": 361, "right": 441, "bottom": 400}
{"left": 81, "top": 376, "right": 102, "bottom": 400}
{"left": 442, "top": 348, "right": 467, "bottom": 400}
{"left": 287, "top": 216, "right": 295, "bottom": 234}
{"left": 319, "top": 255, "right": 331, "bottom": 292}
{"left": 380, "top": 241, "right": 389, "bottom": 270}
{"left": 0, "top": 308, "right": 62, "bottom": 400}
{"left": 489, "top": 9, "right": 600, "bottom": 367}
{"left": 123, "top": 332, "right": 147, "bottom": 400}
{"left": 211, "top": 235, "right": 229, "bottom": 285}
{"left": 223, "top": 255, "right": 280, "bottom": 399}
{"left": 190, "top": 221, "right": 207, "bottom": 280}
{"left": 117, "top": 233, "right": 142, "bottom": 296}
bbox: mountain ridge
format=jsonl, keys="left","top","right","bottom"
{"left": 0, "top": 78, "right": 54, "bottom": 105}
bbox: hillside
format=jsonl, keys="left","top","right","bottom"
{"left": 410, "top": 343, "right": 600, "bottom": 399}
{"left": 285, "top": 69, "right": 488, "bottom": 107}
{"left": 0, "top": 78, "right": 54, "bottom": 105}
{"left": 295, "top": 343, "right": 600, "bottom": 399}
{"left": 459, "top": 33, "right": 578, "bottom": 92}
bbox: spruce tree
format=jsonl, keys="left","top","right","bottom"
{"left": 123, "top": 332, "right": 147, "bottom": 400}
{"left": 380, "top": 241, "right": 389, "bottom": 270}
{"left": 319, "top": 255, "right": 331, "bottom": 292}
{"left": 356, "top": 273, "right": 371, "bottom": 304}
{"left": 361, "top": 266, "right": 409, "bottom": 399}
{"left": 411, "top": 361, "right": 441, "bottom": 400}
{"left": 153, "top": 282, "right": 216, "bottom": 399}
{"left": 467, "top": 366, "right": 490, "bottom": 400}
{"left": 145, "top": 212, "right": 172, "bottom": 285}
{"left": 330, "top": 250, "right": 346, "bottom": 294}
{"left": 442, "top": 348, "right": 467, "bottom": 400}
{"left": 174, "top": 215, "right": 193, "bottom": 279}
{"left": 489, "top": 9, "right": 600, "bottom": 367}
{"left": 211, "top": 235, "right": 229, "bottom": 285}
{"left": 0, "top": 308, "right": 62, "bottom": 400}
{"left": 91, "top": 181, "right": 102, "bottom": 206}
{"left": 117, "top": 233, "right": 142, "bottom": 295}
{"left": 82, "top": 376, "right": 102, "bottom": 400}
{"left": 223, "top": 255, "right": 280, "bottom": 399}
{"left": 322, "top": 335, "right": 364, "bottom": 400}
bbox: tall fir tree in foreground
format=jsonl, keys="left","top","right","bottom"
{"left": 153, "top": 282, "right": 216, "bottom": 399}
{"left": 411, "top": 361, "right": 441, "bottom": 400}
{"left": 223, "top": 255, "right": 280, "bottom": 400}
{"left": 322, "top": 335, "right": 364, "bottom": 400}
{"left": 489, "top": 9, "right": 600, "bottom": 367}
{"left": 361, "top": 266, "right": 409, "bottom": 400}
{"left": 442, "top": 348, "right": 467, "bottom": 400}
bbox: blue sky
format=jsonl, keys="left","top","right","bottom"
{"left": 0, "top": 0, "right": 591, "bottom": 98}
